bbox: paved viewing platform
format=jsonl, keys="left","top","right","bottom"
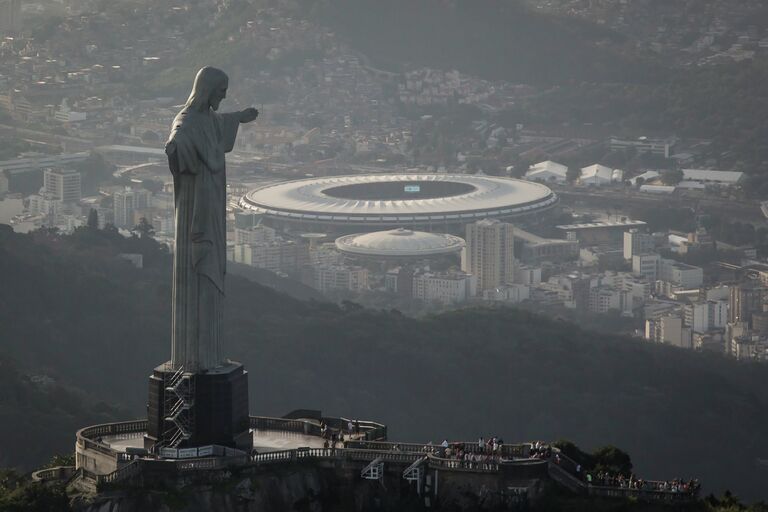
{"left": 30, "top": 412, "right": 699, "bottom": 507}
{"left": 101, "top": 426, "right": 328, "bottom": 454}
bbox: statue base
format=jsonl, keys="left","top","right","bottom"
{"left": 145, "top": 361, "right": 251, "bottom": 453}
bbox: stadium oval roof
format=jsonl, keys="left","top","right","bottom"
{"left": 336, "top": 228, "right": 465, "bottom": 257}
{"left": 239, "top": 174, "right": 557, "bottom": 227}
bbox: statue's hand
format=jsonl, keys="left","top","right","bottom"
{"left": 239, "top": 107, "right": 258, "bottom": 123}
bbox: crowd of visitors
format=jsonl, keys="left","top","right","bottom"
{"left": 529, "top": 441, "right": 552, "bottom": 459}
{"left": 549, "top": 448, "right": 700, "bottom": 496}
{"left": 584, "top": 472, "right": 700, "bottom": 494}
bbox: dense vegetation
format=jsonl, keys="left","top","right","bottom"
{"left": 1, "top": 226, "right": 768, "bottom": 502}
{"left": 0, "top": 353, "right": 122, "bottom": 472}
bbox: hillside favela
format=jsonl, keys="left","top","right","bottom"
{"left": 2, "top": 1, "right": 768, "bottom": 511}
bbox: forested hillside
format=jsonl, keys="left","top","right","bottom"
{"left": 1, "top": 226, "right": 767, "bottom": 501}
{"left": 304, "top": 0, "right": 659, "bottom": 84}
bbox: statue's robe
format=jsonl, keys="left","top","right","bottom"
{"left": 166, "top": 108, "right": 239, "bottom": 371}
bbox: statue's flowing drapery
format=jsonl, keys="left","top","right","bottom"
{"left": 166, "top": 108, "right": 239, "bottom": 371}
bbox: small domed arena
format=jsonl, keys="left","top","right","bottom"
{"left": 239, "top": 174, "right": 558, "bottom": 234}
{"left": 336, "top": 228, "right": 466, "bottom": 262}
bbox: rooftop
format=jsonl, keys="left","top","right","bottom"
{"left": 336, "top": 228, "right": 465, "bottom": 257}
{"left": 556, "top": 220, "right": 647, "bottom": 230}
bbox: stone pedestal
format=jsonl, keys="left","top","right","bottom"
{"left": 145, "top": 361, "right": 251, "bottom": 453}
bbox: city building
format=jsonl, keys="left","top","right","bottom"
{"left": 305, "top": 264, "right": 369, "bottom": 293}
{"left": 514, "top": 265, "right": 542, "bottom": 286}
{"left": 680, "top": 169, "right": 744, "bottom": 187}
{"left": 0, "top": 0, "right": 21, "bottom": 33}
{"left": 514, "top": 227, "right": 579, "bottom": 263}
{"left": 483, "top": 283, "right": 530, "bottom": 303}
{"left": 623, "top": 229, "right": 655, "bottom": 261}
{"left": 557, "top": 220, "right": 647, "bottom": 248}
{"left": 684, "top": 300, "right": 728, "bottom": 334}
{"left": 525, "top": 160, "right": 569, "bottom": 183}
{"left": 588, "top": 286, "right": 624, "bottom": 314}
{"left": 731, "top": 336, "right": 768, "bottom": 362}
{"left": 113, "top": 188, "right": 152, "bottom": 229}
{"left": 44, "top": 168, "right": 82, "bottom": 203}
{"left": 462, "top": 219, "right": 515, "bottom": 293}
{"left": 729, "top": 280, "right": 767, "bottom": 326}
{"left": 659, "top": 259, "right": 704, "bottom": 289}
{"left": 609, "top": 136, "right": 674, "bottom": 158}
{"left": 645, "top": 315, "right": 693, "bottom": 349}
{"left": 234, "top": 224, "right": 276, "bottom": 245}
{"left": 580, "top": 164, "right": 620, "bottom": 186}
{"left": 537, "top": 273, "right": 592, "bottom": 310}
{"left": 232, "top": 238, "right": 309, "bottom": 276}
{"left": 412, "top": 271, "right": 476, "bottom": 304}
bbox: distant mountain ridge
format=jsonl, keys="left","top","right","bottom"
{"left": 1, "top": 226, "right": 767, "bottom": 501}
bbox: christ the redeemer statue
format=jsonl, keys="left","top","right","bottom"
{"left": 166, "top": 67, "right": 258, "bottom": 372}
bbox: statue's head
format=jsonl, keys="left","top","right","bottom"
{"left": 186, "top": 67, "right": 229, "bottom": 112}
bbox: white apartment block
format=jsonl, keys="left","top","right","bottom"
{"left": 311, "top": 264, "right": 368, "bottom": 293}
{"left": 659, "top": 259, "right": 704, "bottom": 289}
{"left": 685, "top": 300, "right": 727, "bottom": 334}
{"left": 645, "top": 315, "right": 693, "bottom": 349}
{"left": 44, "top": 168, "right": 81, "bottom": 203}
{"left": 632, "top": 253, "right": 661, "bottom": 282}
{"left": 113, "top": 188, "right": 151, "bottom": 229}
{"left": 623, "top": 229, "right": 655, "bottom": 260}
{"left": 462, "top": 219, "right": 514, "bottom": 293}
{"left": 413, "top": 271, "right": 476, "bottom": 304}
{"left": 234, "top": 225, "right": 276, "bottom": 245}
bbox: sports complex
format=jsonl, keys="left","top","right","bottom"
{"left": 239, "top": 174, "right": 558, "bottom": 233}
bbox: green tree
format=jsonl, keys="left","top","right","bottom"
{"left": 592, "top": 445, "right": 633, "bottom": 476}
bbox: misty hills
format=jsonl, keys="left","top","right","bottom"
{"left": 304, "top": 0, "right": 660, "bottom": 84}
{"left": 1, "top": 225, "right": 768, "bottom": 502}
{"left": 144, "top": 0, "right": 659, "bottom": 95}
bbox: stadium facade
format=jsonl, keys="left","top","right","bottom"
{"left": 239, "top": 174, "right": 558, "bottom": 234}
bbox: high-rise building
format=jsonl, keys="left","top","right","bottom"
{"left": 0, "top": 0, "right": 21, "bottom": 33}
{"left": 44, "top": 168, "right": 81, "bottom": 203}
{"left": 113, "top": 188, "right": 152, "bottom": 228}
{"left": 623, "top": 229, "right": 654, "bottom": 260}
{"left": 462, "top": 219, "right": 514, "bottom": 293}
{"left": 729, "top": 280, "right": 767, "bottom": 326}
{"left": 685, "top": 300, "right": 728, "bottom": 334}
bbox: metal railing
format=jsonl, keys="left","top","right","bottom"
{"left": 425, "top": 454, "right": 501, "bottom": 472}
{"left": 345, "top": 440, "right": 528, "bottom": 458}
{"left": 31, "top": 466, "right": 77, "bottom": 482}
{"left": 76, "top": 420, "right": 148, "bottom": 459}
{"left": 588, "top": 484, "right": 698, "bottom": 502}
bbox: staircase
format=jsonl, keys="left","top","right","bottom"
{"left": 160, "top": 366, "right": 195, "bottom": 449}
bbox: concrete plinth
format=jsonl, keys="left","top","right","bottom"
{"left": 145, "top": 361, "right": 251, "bottom": 453}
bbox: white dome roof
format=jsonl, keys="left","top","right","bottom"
{"left": 335, "top": 228, "right": 465, "bottom": 257}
